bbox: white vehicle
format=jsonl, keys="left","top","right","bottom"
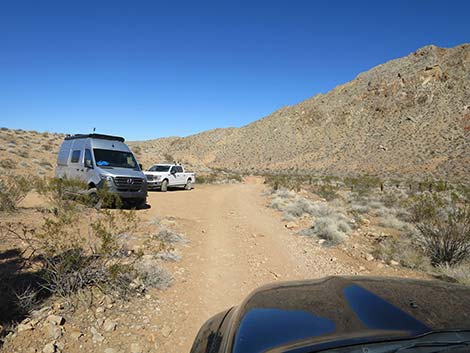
{"left": 55, "top": 133, "right": 147, "bottom": 207}
{"left": 144, "top": 164, "right": 195, "bottom": 192}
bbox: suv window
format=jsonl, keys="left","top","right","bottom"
{"left": 71, "top": 150, "right": 81, "bottom": 163}
{"left": 176, "top": 166, "right": 183, "bottom": 173}
{"left": 170, "top": 166, "right": 176, "bottom": 174}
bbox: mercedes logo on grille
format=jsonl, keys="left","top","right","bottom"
{"left": 127, "top": 178, "right": 134, "bottom": 185}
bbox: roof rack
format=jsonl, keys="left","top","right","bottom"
{"left": 64, "top": 133, "right": 125, "bottom": 142}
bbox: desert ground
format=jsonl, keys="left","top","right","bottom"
{"left": 1, "top": 176, "right": 429, "bottom": 353}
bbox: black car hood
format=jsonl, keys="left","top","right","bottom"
{"left": 225, "top": 276, "right": 470, "bottom": 353}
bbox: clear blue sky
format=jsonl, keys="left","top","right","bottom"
{"left": 1, "top": 0, "right": 469, "bottom": 140}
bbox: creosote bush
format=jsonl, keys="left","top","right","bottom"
{"left": 1, "top": 179, "right": 167, "bottom": 303}
{"left": 409, "top": 193, "right": 470, "bottom": 266}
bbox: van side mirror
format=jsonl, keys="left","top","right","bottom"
{"left": 139, "top": 163, "right": 143, "bottom": 170}
{"left": 170, "top": 169, "right": 176, "bottom": 174}
{"left": 85, "top": 159, "right": 93, "bottom": 169}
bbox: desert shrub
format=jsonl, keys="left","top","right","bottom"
{"left": 409, "top": 193, "right": 470, "bottom": 266}
{"left": 437, "top": 262, "right": 470, "bottom": 285}
{"left": 313, "top": 183, "right": 339, "bottom": 201}
{"left": 273, "top": 188, "right": 296, "bottom": 199}
{"left": 283, "top": 198, "right": 316, "bottom": 218}
{"left": 154, "top": 227, "right": 186, "bottom": 243}
{"left": 198, "top": 170, "right": 242, "bottom": 184}
{"left": 36, "top": 177, "right": 122, "bottom": 209}
{"left": 373, "top": 235, "right": 431, "bottom": 270}
{"left": 0, "top": 175, "right": 32, "bottom": 212}
{"left": 380, "top": 189, "right": 408, "bottom": 207}
{"left": 163, "top": 153, "right": 174, "bottom": 163}
{"left": 0, "top": 158, "right": 17, "bottom": 169}
{"left": 344, "top": 175, "right": 382, "bottom": 195}
{"left": 298, "top": 205, "right": 352, "bottom": 244}
{"left": 134, "top": 258, "right": 172, "bottom": 290}
{"left": 1, "top": 194, "right": 158, "bottom": 300}
{"left": 299, "top": 216, "right": 351, "bottom": 245}
{"left": 350, "top": 204, "right": 370, "bottom": 214}
{"left": 132, "top": 146, "right": 142, "bottom": 155}
{"left": 377, "top": 214, "right": 409, "bottom": 231}
{"left": 264, "top": 174, "right": 309, "bottom": 191}
{"left": 197, "top": 173, "right": 218, "bottom": 184}
{"left": 154, "top": 250, "right": 181, "bottom": 262}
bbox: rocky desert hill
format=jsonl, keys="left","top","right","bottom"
{"left": 132, "top": 43, "right": 470, "bottom": 181}
{"left": 1, "top": 44, "right": 469, "bottom": 181}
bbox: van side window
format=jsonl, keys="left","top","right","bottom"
{"left": 170, "top": 167, "right": 176, "bottom": 174}
{"left": 176, "top": 166, "right": 183, "bottom": 173}
{"left": 84, "top": 149, "right": 93, "bottom": 168}
{"left": 71, "top": 150, "right": 81, "bottom": 163}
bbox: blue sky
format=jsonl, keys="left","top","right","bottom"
{"left": 1, "top": 0, "right": 469, "bottom": 140}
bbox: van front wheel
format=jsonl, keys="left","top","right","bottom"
{"left": 86, "top": 188, "right": 102, "bottom": 209}
{"left": 161, "top": 180, "right": 168, "bottom": 192}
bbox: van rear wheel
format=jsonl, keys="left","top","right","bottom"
{"left": 161, "top": 180, "right": 168, "bottom": 192}
{"left": 185, "top": 179, "right": 192, "bottom": 190}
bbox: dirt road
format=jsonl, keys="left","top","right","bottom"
{"left": 139, "top": 178, "right": 365, "bottom": 352}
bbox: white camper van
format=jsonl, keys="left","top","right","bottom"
{"left": 55, "top": 134, "right": 147, "bottom": 207}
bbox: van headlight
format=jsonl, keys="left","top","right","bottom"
{"left": 100, "top": 174, "right": 113, "bottom": 183}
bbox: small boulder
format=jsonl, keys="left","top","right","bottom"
{"left": 285, "top": 222, "right": 298, "bottom": 229}
{"left": 70, "top": 330, "right": 83, "bottom": 341}
{"left": 46, "top": 315, "right": 65, "bottom": 326}
{"left": 42, "top": 342, "right": 57, "bottom": 353}
{"left": 47, "top": 324, "right": 63, "bottom": 340}
{"left": 103, "top": 319, "right": 117, "bottom": 332}
{"left": 90, "top": 327, "right": 105, "bottom": 343}
{"left": 17, "top": 322, "right": 34, "bottom": 333}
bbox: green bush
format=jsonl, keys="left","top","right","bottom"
{"left": 313, "top": 183, "right": 339, "bottom": 201}
{"left": 410, "top": 193, "right": 470, "bottom": 266}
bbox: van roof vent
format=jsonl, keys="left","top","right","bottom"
{"left": 64, "top": 133, "right": 125, "bottom": 142}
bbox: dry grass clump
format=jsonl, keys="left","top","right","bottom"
{"left": 154, "top": 227, "right": 186, "bottom": 244}
{"left": 0, "top": 175, "right": 32, "bottom": 212}
{"left": 298, "top": 206, "right": 352, "bottom": 245}
{"left": 377, "top": 214, "right": 410, "bottom": 231}
{"left": 269, "top": 188, "right": 353, "bottom": 244}
{"left": 134, "top": 258, "right": 173, "bottom": 290}
{"left": 372, "top": 234, "right": 431, "bottom": 270}
{"left": 437, "top": 263, "right": 470, "bottom": 285}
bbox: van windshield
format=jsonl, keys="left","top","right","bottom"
{"left": 148, "top": 165, "right": 170, "bottom": 172}
{"left": 93, "top": 149, "right": 139, "bottom": 169}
